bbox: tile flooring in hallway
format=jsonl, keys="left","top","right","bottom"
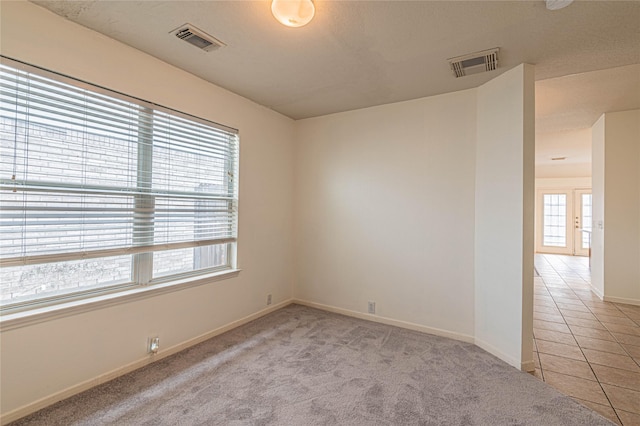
{"left": 533, "top": 254, "right": 640, "bottom": 425}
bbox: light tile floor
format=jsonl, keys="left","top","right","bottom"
{"left": 532, "top": 254, "right": 640, "bottom": 425}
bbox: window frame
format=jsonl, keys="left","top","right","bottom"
{"left": 0, "top": 56, "right": 240, "bottom": 315}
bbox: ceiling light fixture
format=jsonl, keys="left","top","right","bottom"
{"left": 545, "top": 0, "right": 574, "bottom": 10}
{"left": 271, "top": 0, "right": 315, "bottom": 28}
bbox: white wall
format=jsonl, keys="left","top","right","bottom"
{"left": 591, "top": 116, "right": 606, "bottom": 297}
{"left": 592, "top": 110, "right": 640, "bottom": 305}
{"left": 294, "top": 64, "right": 536, "bottom": 371}
{"left": 294, "top": 90, "right": 477, "bottom": 339}
{"left": 0, "top": 1, "right": 295, "bottom": 419}
{"left": 475, "top": 64, "right": 535, "bottom": 370}
{"left": 535, "top": 177, "right": 592, "bottom": 189}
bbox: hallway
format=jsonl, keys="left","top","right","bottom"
{"left": 533, "top": 254, "right": 640, "bottom": 425}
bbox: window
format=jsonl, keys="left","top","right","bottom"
{"left": 0, "top": 58, "right": 239, "bottom": 311}
{"left": 542, "top": 193, "right": 567, "bottom": 247}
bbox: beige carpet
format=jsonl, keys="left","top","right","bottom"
{"left": 11, "top": 304, "right": 612, "bottom": 425}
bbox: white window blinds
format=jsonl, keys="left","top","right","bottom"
{"left": 0, "top": 59, "right": 239, "bottom": 269}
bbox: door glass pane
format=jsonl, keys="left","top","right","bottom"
{"left": 543, "top": 194, "right": 567, "bottom": 247}
{"left": 582, "top": 194, "right": 592, "bottom": 249}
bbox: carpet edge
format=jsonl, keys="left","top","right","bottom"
{"left": 0, "top": 298, "right": 295, "bottom": 425}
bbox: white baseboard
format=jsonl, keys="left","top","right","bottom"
{"left": 587, "top": 283, "right": 640, "bottom": 306}
{"left": 603, "top": 295, "right": 640, "bottom": 306}
{"left": 474, "top": 338, "right": 524, "bottom": 372}
{"left": 293, "top": 299, "right": 475, "bottom": 344}
{"left": 294, "top": 300, "right": 535, "bottom": 371}
{"left": 3, "top": 298, "right": 538, "bottom": 424}
{"left": 589, "top": 284, "right": 605, "bottom": 300}
{"left": 1, "top": 299, "right": 293, "bottom": 425}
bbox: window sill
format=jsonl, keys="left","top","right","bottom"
{"left": 0, "top": 268, "right": 241, "bottom": 331}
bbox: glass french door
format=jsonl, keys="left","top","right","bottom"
{"left": 574, "top": 190, "right": 592, "bottom": 257}
{"left": 536, "top": 189, "right": 592, "bottom": 256}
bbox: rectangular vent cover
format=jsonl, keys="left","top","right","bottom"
{"left": 448, "top": 48, "right": 499, "bottom": 78}
{"left": 171, "top": 24, "right": 226, "bottom": 52}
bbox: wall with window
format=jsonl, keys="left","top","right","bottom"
{"left": 0, "top": 62, "right": 240, "bottom": 304}
{"left": 1, "top": 1, "right": 294, "bottom": 419}
{"left": 2, "top": 1, "right": 536, "bottom": 420}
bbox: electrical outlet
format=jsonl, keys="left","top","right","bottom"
{"left": 149, "top": 336, "right": 160, "bottom": 354}
{"left": 267, "top": 294, "right": 272, "bottom": 305}
{"left": 368, "top": 301, "right": 376, "bottom": 314}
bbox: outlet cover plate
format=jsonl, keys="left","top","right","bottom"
{"left": 149, "top": 337, "right": 160, "bottom": 354}
{"left": 368, "top": 301, "right": 376, "bottom": 314}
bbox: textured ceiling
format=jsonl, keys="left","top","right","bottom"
{"left": 535, "top": 128, "right": 592, "bottom": 178}
{"left": 534, "top": 63, "right": 640, "bottom": 174}
{"left": 536, "top": 64, "right": 640, "bottom": 135}
{"left": 24, "top": 1, "right": 640, "bottom": 175}
{"left": 32, "top": 0, "right": 640, "bottom": 122}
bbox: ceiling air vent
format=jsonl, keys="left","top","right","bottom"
{"left": 170, "top": 24, "right": 226, "bottom": 52}
{"left": 448, "top": 48, "right": 499, "bottom": 78}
